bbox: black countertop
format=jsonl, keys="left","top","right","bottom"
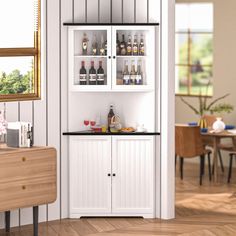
{"left": 63, "top": 131, "right": 160, "bottom": 136}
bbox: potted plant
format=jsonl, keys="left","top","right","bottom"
{"left": 180, "top": 94, "right": 234, "bottom": 128}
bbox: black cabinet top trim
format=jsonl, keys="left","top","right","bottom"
{"left": 63, "top": 131, "right": 160, "bottom": 136}
{"left": 63, "top": 22, "right": 159, "bottom": 26}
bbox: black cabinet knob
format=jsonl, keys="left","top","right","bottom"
{"left": 113, "top": 56, "right": 116, "bottom": 59}
{"left": 108, "top": 56, "right": 111, "bottom": 59}
{"left": 113, "top": 174, "right": 116, "bottom": 177}
{"left": 108, "top": 173, "right": 111, "bottom": 176}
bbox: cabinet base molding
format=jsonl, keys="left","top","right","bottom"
{"left": 69, "top": 213, "right": 155, "bottom": 219}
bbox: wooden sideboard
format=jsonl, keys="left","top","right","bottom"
{"left": 0, "top": 145, "right": 57, "bottom": 236}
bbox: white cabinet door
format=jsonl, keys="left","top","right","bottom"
{"left": 112, "top": 136, "right": 154, "bottom": 216}
{"left": 69, "top": 136, "right": 112, "bottom": 217}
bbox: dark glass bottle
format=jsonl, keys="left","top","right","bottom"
{"left": 120, "top": 34, "right": 127, "bottom": 55}
{"left": 139, "top": 34, "right": 145, "bottom": 55}
{"left": 126, "top": 35, "right": 132, "bottom": 55}
{"left": 89, "top": 61, "right": 97, "bottom": 85}
{"left": 116, "top": 33, "right": 120, "bottom": 55}
{"left": 79, "top": 61, "right": 87, "bottom": 85}
{"left": 97, "top": 61, "right": 105, "bottom": 85}
{"left": 107, "top": 104, "right": 115, "bottom": 132}
{"left": 132, "top": 35, "right": 138, "bottom": 55}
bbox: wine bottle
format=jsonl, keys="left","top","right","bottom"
{"left": 92, "top": 34, "right": 98, "bottom": 55}
{"left": 135, "top": 60, "right": 143, "bottom": 85}
{"left": 89, "top": 61, "right": 97, "bottom": 85}
{"left": 120, "top": 34, "right": 127, "bottom": 55}
{"left": 139, "top": 34, "right": 145, "bottom": 55}
{"left": 107, "top": 104, "right": 115, "bottom": 132}
{"left": 116, "top": 33, "right": 120, "bottom": 55}
{"left": 97, "top": 61, "right": 105, "bottom": 85}
{"left": 82, "top": 33, "right": 88, "bottom": 55}
{"left": 79, "top": 61, "right": 87, "bottom": 85}
{"left": 123, "top": 60, "right": 130, "bottom": 85}
{"left": 133, "top": 35, "right": 138, "bottom": 55}
{"left": 130, "top": 60, "right": 136, "bottom": 85}
{"left": 100, "top": 35, "right": 105, "bottom": 55}
{"left": 126, "top": 35, "right": 132, "bottom": 55}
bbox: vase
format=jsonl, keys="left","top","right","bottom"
{"left": 212, "top": 117, "right": 225, "bottom": 131}
{"left": 198, "top": 117, "right": 207, "bottom": 128}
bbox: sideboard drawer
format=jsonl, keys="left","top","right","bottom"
{"left": 0, "top": 147, "right": 56, "bottom": 212}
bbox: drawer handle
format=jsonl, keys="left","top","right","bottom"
{"left": 22, "top": 157, "right": 26, "bottom": 162}
{"left": 22, "top": 186, "right": 26, "bottom": 190}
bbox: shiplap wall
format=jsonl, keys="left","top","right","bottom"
{"left": 0, "top": 0, "right": 164, "bottom": 227}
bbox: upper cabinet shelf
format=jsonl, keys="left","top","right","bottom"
{"left": 68, "top": 25, "right": 157, "bottom": 92}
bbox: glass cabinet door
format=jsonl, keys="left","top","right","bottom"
{"left": 68, "top": 26, "right": 111, "bottom": 91}
{"left": 112, "top": 26, "right": 155, "bottom": 91}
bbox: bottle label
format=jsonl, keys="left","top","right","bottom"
{"left": 97, "top": 74, "right": 105, "bottom": 81}
{"left": 127, "top": 46, "right": 132, "bottom": 54}
{"left": 82, "top": 42, "right": 87, "bottom": 51}
{"left": 140, "top": 46, "right": 144, "bottom": 55}
{"left": 89, "top": 74, "right": 97, "bottom": 81}
{"left": 79, "top": 74, "right": 87, "bottom": 82}
{"left": 100, "top": 48, "right": 105, "bottom": 55}
{"left": 92, "top": 48, "right": 97, "bottom": 55}
{"left": 130, "top": 75, "right": 136, "bottom": 84}
{"left": 123, "top": 75, "right": 130, "bottom": 85}
{"left": 120, "top": 46, "right": 126, "bottom": 55}
{"left": 136, "top": 75, "right": 142, "bottom": 84}
{"left": 133, "top": 46, "right": 138, "bottom": 54}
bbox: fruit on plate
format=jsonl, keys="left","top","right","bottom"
{"left": 121, "top": 127, "right": 135, "bottom": 132}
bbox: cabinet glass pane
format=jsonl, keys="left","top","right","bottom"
{"left": 73, "top": 29, "right": 108, "bottom": 86}
{"left": 115, "top": 29, "right": 152, "bottom": 87}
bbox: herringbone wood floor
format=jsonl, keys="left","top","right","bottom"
{"left": 1, "top": 161, "right": 236, "bottom": 236}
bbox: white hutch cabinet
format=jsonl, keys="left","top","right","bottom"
{"left": 64, "top": 22, "right": 159, "bottom": 219}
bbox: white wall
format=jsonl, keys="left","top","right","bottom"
{"left": 0, "top": 0, "right": 177, "bottom": 227}
{"left": 175, "top": 0, "right": 236, "bottom": 165}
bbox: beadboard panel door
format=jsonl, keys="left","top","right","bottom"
{"left": 69, "top": 136, "right": 112, "bottom": 217}
{"left": 112, "top": 136, "right": 154, "bottom": 217}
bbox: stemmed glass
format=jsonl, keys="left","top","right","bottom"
{"left": 84, "top": 119, "right": 90, "bottom": 130}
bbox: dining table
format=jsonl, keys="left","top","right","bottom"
{"left": 201, "top": 130, "right": 236, "bottom": 182}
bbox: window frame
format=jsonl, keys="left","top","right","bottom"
{"left": 0, "top": 0, "right": 41, "bottom": 102}
{"left": 175, "top": 5, "right": 213, "bottom": 98}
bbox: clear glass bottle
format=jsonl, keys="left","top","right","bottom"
{"left": 123, "top": 60, "right": 130, "bottom": 85}
{"left": 100, "top": 35, "right": 105, "bottom": 56}
{"left": 135, "top": 60, "right": 143, "bottom": 85}
{"left": 130, "top": 60, "right": 136, "bottom": 85}
{"left": 82, "top": 33, "right": 88, "bottom": 55}
{"left": 92, "top": 34, "right": 98, "bottom": 55}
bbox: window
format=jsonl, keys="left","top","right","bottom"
{"left": 0, "top": 0, "right": 40, "bottom": 101}
{"left": 175, "top": 3, "right": 213, "bottom": 97}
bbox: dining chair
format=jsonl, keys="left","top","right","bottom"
{"left": 175, "top": 125, "right": 212, "bottom": 185}
{"left": 228, "top": 151, "right": 236, "bottom": 183}
{"left": 202, "top": 115, "right": 226, "bottom": 173}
